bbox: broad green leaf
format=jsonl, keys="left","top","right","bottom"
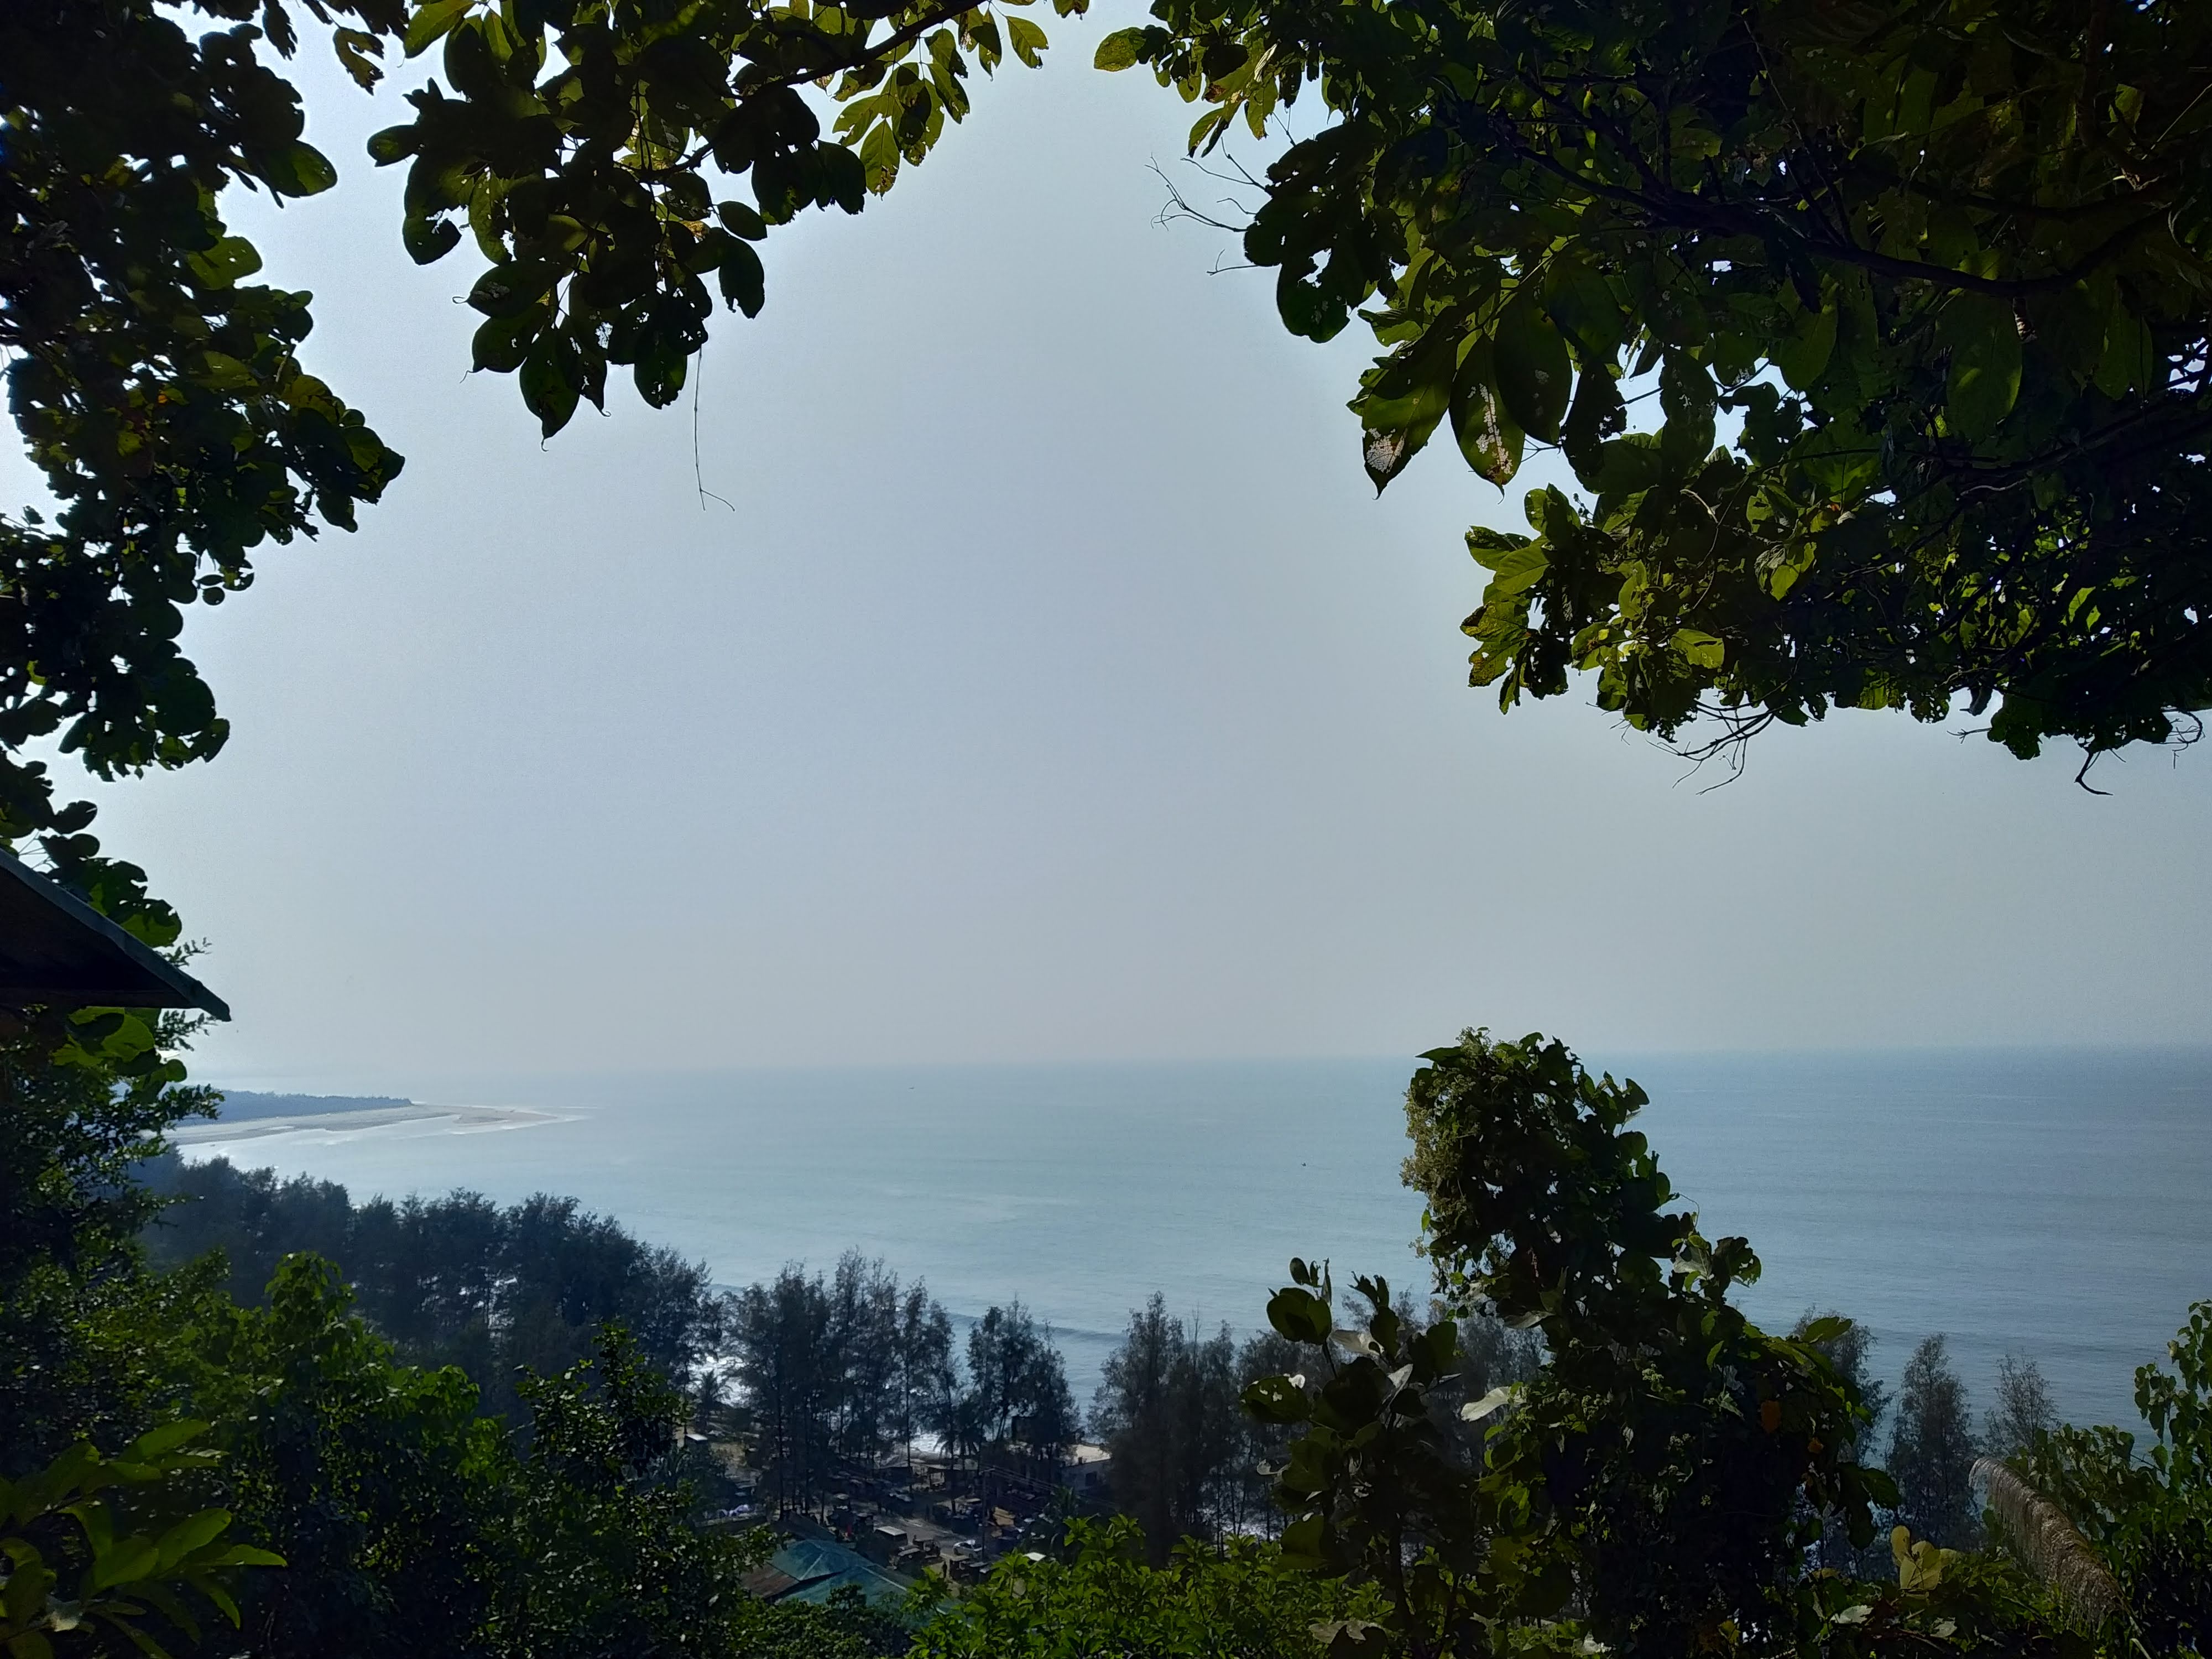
{"left": 715, "top": 201, "right": 767, "bottom": 241}
{"left": 2095, "top": 313, "right": 2157, "bottom": 400}
{"left": 1560, "top": 362, "right": 1624, "bottom": 485}
{"left": 403, "top": 0, "right": 473, "bottom": 57}
{"left": 1241, "top": 1375, "right": 1311, "bottom": 1425}
{"left": 1773, "top": 305, "right": 1837, "bottom": 390}
{"left": 1093, "top": 28, "right": 1149, "bottom": 70}
{"left": 1006, "top": 17, "right": 1047, "bottom": 67}
{"left": 1266, "top": 1287, "right": 1331, "bottom": 1344}
{"left": 467, "top": 260, "right": 555, "bottom": 318}
{"left": 1355, "top": 328, "right": 1455, "bottom": 492}
{"left": 1658, "top": 353, "right": 1717, "bottom": 469}
{"left": 1451, "top": 338, "right": 1525, "bottom": 486}
{"left": 184, "top": 238, "right": 262, "bottom": 290}
{"left": 717, "top": 242, "right": 765, "bottom": 316}
{"left": 153, "top": 1511, "right": 228, "bottom": 1573}
{"left": 858, "top": 122, "right": 900, "bottom": 195}
{"left": 263, "top": 143, "right": 337, "bottom": 199}
{"left": 1940, "top": 295, "right": 2021, "bottom": 439}
{"left": 519, "top": 344, "right": 580, "bottom": 437}
{"left": 1493, "top": 299, "right": 1571, "bottom": 442}
{"left": 88, "top": 1534, "right": 157, "bottom": 1592}
{"left": 1464, "top": 526, "right": 1531, "bottom": 572}
{"left": 365, "top": 125, "right": 416, "bottom": 165}
{"left": 1479, "top": 540, "right": 1549, "bottom": 599}
{"left": 402, "top": 214, "right": 461, "bottom": 265}
{"left": 1672, "top": 629, "right": 1725, "bottom": 670}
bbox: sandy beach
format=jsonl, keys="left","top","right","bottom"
{"left": 170, "top": 1103, "right": 562, "bottom": 1146}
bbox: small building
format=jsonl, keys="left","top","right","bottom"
{"left": 1066, "top": 1442, "right": 1113, "bottom": 1496}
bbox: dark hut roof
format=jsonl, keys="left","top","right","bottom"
{"left": 0, "top": 853, "right": 229, "bottom": 1018}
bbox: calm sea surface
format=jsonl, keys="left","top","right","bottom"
{"left": 177, "top": 1048, "right": 2212, "bottom": 1433}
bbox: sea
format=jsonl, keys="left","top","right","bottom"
{"left": 174, "top": 1047, "right": 2212, "bottom": 1437}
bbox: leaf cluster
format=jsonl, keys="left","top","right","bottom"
{"left": 2021, "top": 1301, "right": 2212, "bottom": 1655}
{"left": 1, "top": 0, "right": 406, "bottom": 895}
{"left": 909, "top": 1515, "right": 1378, "bottom": 1659}
{"left": 0, "top": 1422, "right": 281, "bottom": 1659}
{"left": 371, "top": 0, "right": 1091, "bottom": 436}
{"left": 1101, "top": 0, "right": 2212, "bottom": 764}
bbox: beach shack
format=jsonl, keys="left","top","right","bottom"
{"left": 0, "top": 852, "right": 227, "bottom": 1018}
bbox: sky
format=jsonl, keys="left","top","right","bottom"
{"left": 23, "top": 25, "right": 2212, "bottom": 1090}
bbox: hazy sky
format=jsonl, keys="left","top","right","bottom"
{"left": 29, "top": 30, "right": 2212, "bottom": 1089}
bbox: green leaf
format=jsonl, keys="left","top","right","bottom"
{"left": 1355, "top": 328, "right": 1455, "bottom": 492}
{"left": 1477, "top": 539, "right": 1548, "bottom": 599}
{"left": 1266, "top": 1287, "right": 1332, "bottom": 1345}
{"left": 1584, "top": 434, "right": 1665, "bottom": 497}
{"left": 193, "top": 353, "right": 255, "bottom": 393}
{"left": 717, "top": 241, "right": 765, "bottom": 316}
{"left": 154, "top": 1511, "right": 228, "bottom": 1572}
{"left": 1773, "top": 305, "right": 1837, "bottom": 390}
{"left": 90, "top": 1534, "right": 158, "bottom": 1592}
{"left": 1449, "top": 339, "right": 1524, "bottom": 486}
{"left": 467, "top": 260, "right": 555, "bottom": 318}
{"left": 403, "top": 0, "right": 473, "bottom": 58}
{"left": 1560, "top": 362, "right": 1624, "bottom": 486}
{"left": 519, "top": 343, "right": 580, "bottom": 437}
{"left": 858, "top": 122, "right": 899, "bottom": 194}
{"left": 264, "top": 143, "right": 337, "bottom": 199}
{"left": 366, "top": 126, "right": 417, "bottom": 166}
{"left": 1658, "top": 353, "right": 1717, "bottom": 469}
{"left": 1672, "top": 628, "right": 1725, "bottom": 670}
{"left": 197, "top": 1546, "right": 282, "bottom": 1569}
{"left": 184, "top": 238, "right": 262, "bottom": 290}
{"left": 1492, "top": 298, "right": 1571, "bottom": 442}
{"left": 1093, "top": 27, "right": 1149, "bottom": 71}
{"left": 1940, "top": 295, "right": 2021, "bottom": 439}
{"left": 2094, "top": 312, "right": 2157, "bottom": 400}
{"left": 402, "top": 214, "right": 461, "bottom": 265}
{"left": 1006, "top": 16, "right": 1047, "bottom": 67}
{"left": 332, "top": 26, "right": 385, "bottom": 91}
{"left": 1241, "top": 1375, "right": 1312, "bottom": 1425}
{"left": 715, "top": 201, "right": 767, "bottom": 241}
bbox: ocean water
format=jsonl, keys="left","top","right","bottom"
{"left": 175, "top": 1048, "right": 2212, "bottom": 1434}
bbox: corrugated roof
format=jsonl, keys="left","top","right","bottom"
{"left": 769, "top": 1537, "right": 911, "bottom": 1606}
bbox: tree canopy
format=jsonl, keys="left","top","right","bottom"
{"left": 12, "top": 0, "right": 2212, "bottom": 940}
{"left": 1102, "top": 0, "right": 2212, "bottom": 774}
{"left": 2, "top": 0, "right": 1084, "bottom": 919}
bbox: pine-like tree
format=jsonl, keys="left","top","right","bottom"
{"left": 1887, "top": 1335, "right": 1981, "bottom": 1549}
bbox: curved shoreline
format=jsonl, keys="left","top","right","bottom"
{"left": 170, "top": 1103, "right": 564, "bottom": 1146}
